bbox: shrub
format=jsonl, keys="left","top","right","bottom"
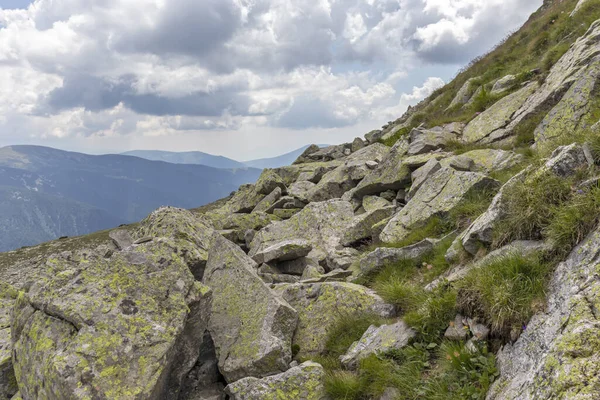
{"left": 457, "top": 253, "right": 551, "bottom": 337}
{"left": 324, "top": 371, "right": 363, "bottom": 400}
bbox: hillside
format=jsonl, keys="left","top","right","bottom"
{"left": 2, "top": 1, "right": 600, "bottom": 399}
{"left": 0, "top": 145, "right": 261, "bottom": 251}
{"left": 242, "top": 145, "right": 330, "bottom": 169}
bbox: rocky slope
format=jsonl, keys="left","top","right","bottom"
{"left": 2, "top": 1, "right": 600, "bottom": 399}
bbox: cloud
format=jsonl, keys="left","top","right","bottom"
{"left": 0, "top": 0, "right": 543, "bottom": 157}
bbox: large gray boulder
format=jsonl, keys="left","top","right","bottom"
{"left": 249, "top": 200, "right": 355, "bottom": 264}
{"left": 0, "top": 284, "right": 17, "bottom": 399}
{"left": 308, "top": 144, "right": 389, "bottom": 202}
{"left": 11, "top": 240, "right": 212, "bottom": 400}
{"left": 462, "top": 82, "right": 539, "bottom": 144}
{"left": 447, "top": 77, "right": 480, "bottom": 109}
{"left": 218, "top": 185, "right": 265, "bottom": 214}
{"left": 251, "top": 239, "right": 313, "bottom": 264}
{"left": 293, "top": 144, "right": 322, "bottom": 164}
{"left": 407, "top": 126, "right": 458, "bottom": 156}
{"left": 341, "top": 206, "right": 396, "bottom": 246}
{"left": 353, "top": 139, "right": 412, "bottom": 198}
{"left": 252, "top": 187, "right": 283, "bottom": 214}
{"left": 490, "top": 74, "right": 516, "bottom": 95}
{"left": 204, "top": 235, "right": 297, "bottom": 382}
{"left": 225, "top": 361, "right": 326, "bottom": 400}
{"left": 362, "top": 196, "right": 392, "bottom": 213}
{"left": 275, "top": 282, "right": 395, "bottom": 357}
{"left": 443, "top": 149, "right": 524, "bottom": 174}
{"left": 340, "top": 321, "right": 415, "bottom": 369}
{"left": 255, "top": 169, "right": 287, "bottom": 195}
{"left": 357, "top": 239, "right": 437, "bottom": 277}
{"left": 407, "top": 158, "right": 442, "bottom": 201}
{"left": 487, "top": 225, "right": 600, "bottom": 399}
{"left": 137, "top": 207, "right": 217, "bottom": 280}
{"left": 380, "top": 168, "right": 500, "bottom": 244}
{"left": 288, "top": 181, "right": 317, "bottom": 203}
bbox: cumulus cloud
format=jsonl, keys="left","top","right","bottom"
{"left": 0, "top": 0, "right": 542, "bottom": 157}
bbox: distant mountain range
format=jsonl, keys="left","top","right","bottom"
{"left": 123, "top": 144, "right": 329, "bottom": 169}
{"left": 0, "top": 145, "right": 261, "bottom": 252}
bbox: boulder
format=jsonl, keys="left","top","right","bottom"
{"left": 407, "top": 126, "right": 457, "bottom": 155}
{"left": 277, "top": 257, "right": 319, "bottom": 276}
{"left": 447, "top": 77, "right": 480, "bottom": 109}
{"left": 261, "top": 196, "right": 305, "bottom": 214}
{"left": 381, "top": 168, "right": 500, "bottom": 244}
{"left": 365, "top": 129, "right": 385, "bottom": 144}
{"left": 341, "top": 206, "right": 396, "bottom": 246}
{"left": 445, "top": 149, "right": 524, "bottom": 174}
{"left": 288, "top": 181, "right": 316, "bottom": 203}
{"left": 353, "top": 139, "right": 411, "bottom": 198}
{"left": 357, "top": 238, "right": 437, "bottom": 277}
{"left": 224, "top": 361, "right": 326, "bottom": 400}
{"left": 352, "top": 137, "right": 366, "bottom": 152}
{"left": 293, "top": 144, "right": 322, "bottom": 164}
{"left": 340, "top": 321, "right": 415, "bottom": 369}
{"left": 301, "top": 264, "right": 326, "bottom": 281}
{"left": 275, "top": 282, "right": 395, "bottom": 357}
{"left": 109, "top": 229, "right": 133, "bottom": 250}
{"left": 362, "top": 196, "right": 392, "bottom": 213}
{"left": 407, "top": 158, "right": 442, "bottom": 201}
{"left": 204, "top": 235, "right": 297, "bottom": 382}
{"left": 252, "top": 187, "right": 283, "bottom": 214}
{"left": 179, "top": 332, "right": 225, "bottom": 400}
{"left": 0, "top": 283, "right": 17, "bottom": 399}
{"left": 545, "top": 143, "right": 593, "bottom": 177}
{"left": 487, "top": 224, "right": 600, "bottom": 399}
{"left": 325, "top": 248, "right": 361, "bottom": 271}
{"left": 300, "top": 269, "right": 354, "bottom": 283}
{"left": 462, "top": 82, "right": 539, "bottom": 143}
{"left": 11, "top": 240, "right": 212, "bottom": 400}
{"left": 252, "top": 239, "right": 313, "bottom": 264}
{"left": 302, "top": 145, "right": 349, "bottom": 163}
{"left": 219, "top": 185, "right": 265, "bottom": 214}
{"left": 274, "top": 161, "right": 342, "bottom": 185}
{"left": 255, "top": 169, "right": 287, "bottom": 195}
{"left": 222, "top": 212, "right": 279, "bottom": 231}
{"left": 402, "top": 152, "right": 450, "bottom": 169}
{"left": 249, "top": 200, "right": 355, "bottom": 265}
{"left": 444, "top": 155, "right": 475, "bottom": 172}
{"left": 490, "top": 75, "right": 517, "bottom": 95}
{"left": 273, "top": 208, "right": 301, "bottom": 219}
{"left": 444, "top": 315, "right": 469, "bottom": 341}
{"left": 308, "top": 144, "right": 390, "bottom": 203}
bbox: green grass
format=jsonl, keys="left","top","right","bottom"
{"left": 379, "top": 126, "right": 411, "bottom": 147}
{"left": 457, "top": 253, "right": 551, "bottom": 337}
{"left": 323, "top": 313, "right": 388, "bottom": 359}
{"left": 404, "top": 287, "right": 458, "bottom": 342}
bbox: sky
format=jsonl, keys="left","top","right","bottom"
{"left": 0, "top": 0, "right": 542, "bottom": 160}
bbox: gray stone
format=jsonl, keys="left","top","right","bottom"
{"left": 109, "top": 229, "right": 133, "bottom": 250}
{"left": 407, "top": 126, "right": 457, "bottom": 155}
{"left": 407, "top": 158, "right": 442, "bottom": 201}
{"left": 204, "top": 234, "right": 297, "bottom": 382}
{"left": 301, "top": 264, "right": 326, "bottom": 281}
{"left": 224, "top": 361, "right": 326, "bottom": 400}
{"left": 365, "top": 129, "right": 384, "bottom": 144}
{"left": 468, "top": 319, "right": 490, "bottom": 341}
{"left": 253, "top": 187, "right": 283, "bottom": 213}
{"left": 340, "top": 321, "right": 415, "bottom": 369}
{"left": 255, "top": 169, "right": 287, "bottom": 195}
{"left": 245, "top": 229, "right": 256, "bottom": 248}
{"left": 288, "top": 181, "right": 317, "bottom": 203}
{"left": 353, "top": 139, "right": 412, "bottom": 198}
{"left": 342, "top": 206, "right": 396, "bottom": 246}
{"left": 545, "top": 143, "right": 593, "bottom": 177}
{"left": 380, "top": 388, "right": 401, "bottom": 400}
{"left": 352, "top": 137, "right": 366, "bottom": 152}
{"left": 252, "top": 239, "right": 313, "bottom": 264}
{"left": 444, "top": 315, "right": 469, "bottom": 340}
{"left": 301, "top": 269, "right": 354, "bottom": 283}
{"left": 219, "top": 184, "right": 266, "bottom": 214}
{"left": 447, "top": 77, "right": 480, "bottom": 109}
{"left": 326, "top": 248, "right": 360, "bottom": 271}
{"left": 490, "top": 75, "right": 517, "bottom": 95}
{"left": 292, "top": 144, "right": 321, "bottom": 164}
{"left": 379, "top": 190, "right": 396, "bottom": 202}
{"left": 11, "top": 240, "right": 212, "bottom": 400}
{"left": 487, "top": 224, "right": 600, "bottom": 399}
{"left": 277, "top": 257, "right": 318, "bottom": 276}
{"left": 273, "top": 208, "right": 301, "bottom": 219}
{"left": 447, "top": 149, "right": 524, "bottom": 174}
{"left": 381, "top": 168, "right": 500, "bottom": 244}
{"left": 366, "top": 160, "right": 379, "bottom": 169}
{"left": 275, "top": 282, "right": 395, "bottom": 357}
{"left": 358, "top": 239, "right": 437, "bottom": 277}
{"left": 249, "top": 200, "right": 355, "bottom": 265}
{"left": 445, "top": 154, "right": 475, "bottom": 171}
{"left": 362, "top": 196, "right": 392, "bottom": 213}
{"left": 0, "top": 284, "right": 17, "bottom": 399}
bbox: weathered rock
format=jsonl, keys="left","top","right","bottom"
{"left": 252, "top": 239, "right": 313, "bottom": 264}
{"left": 137, "top": 206, "right": 216, "bottom": 280}
{"left": 444, "top": 154, "right": 475, "bottom": 171}
{"left": 182, "top": 384, "right": 225, "bottom": 400}
{"left": 407, "top": 158, "right": 442, "bottom": 201}
{"left": 325, "top": 248, "right": 360, "bottom": 271}
{"left": 303, "top": 145, "right": 349, "bottom": 163}
{"left": 379, "top": 190, "right": 397, "bottom": 202}
{"left": 447, "top": 77, "right": 480, "bottom": 109}
{"left": 340, "top": 321, "right": 415, "bottom": 369}
{"left": 308, "top": 144, "right": 390, "bottom": 203}
{"left": 446, "top": 149, "right": 524, "bottom": 174}
{"left": 275, "top": 282, "right": 395, "bottom": 357}
{"left": 288, "top": 181, "right": 316, "bottom": 203}
{"left": 204, "top": 235, "right": 297, "bottom": 382}
{"left": 109, "top": 229, "right": 133, "bottom": 250}
{"left": 444, "top": 315, "right": 469, "bottom": 340}
{"left": 255, "top": 169, "right": 287, "bottom": 195}
{"left": 277, "top": 257, "right": 318, "bottom": 276}
{"left": 381, "top": 168, "right": 500, "bottom": 244}
{"left": 342, "top": 206, "right": 396, "bottom": 246}
{"left": 273, "top": 208, "right": 301, "bottom": 219}
{"left": 0, "top": 283, "right": 17, "bottom": 399}
{"left": 274, "top": 161, "right": 342, "bottom": 185}
{"left": 408, "top": 126, "right": 457, "bottom": 155}
{"left": 365, "top": 129, "right": 385, "bottom": 144}
{"left": 490, "top": 75, "right": 517, "bottom": 95}
{"left": 468, "top": 319, "right": 490, "bottom": 341}
{"left": 222, "top": 212, "right": 279, "bottom": 232}
{"left": 353, "top": 139, "right": 411, "bottom": 198}
{"left": 179, "top": 332, "right": 224, "bottom": 400}
{"left": 545, "top": 143, "right": 593, "bottom": 177}
{"left": 219, "top": 185, "right": 266, "bottom": 214}
{"left": 487, "top": 225, "right": 600, "bottom": 399}
{"left": 249, "top": 200, "right": 355, "bottom": 265}
{"left": 402, "top": 152, "right": 450, "bottom": 169}
{"left": 11, "top": 240, "right": 212, "bottom": 400}
{"left": 252, "top": 187, "right": 283, "bottom": 214}
{"left": 301, "top": 264, "right": 326, "bottom": 281}
{"left": 362, "top": 196, "right": 392, "bottom": 213}
{"left": 462, "top": 82, "right": 539, "bottom": 143}
{"left": 380, "top": 388, "right": 401, "bottom": 400}
{"left": 366, "top": 160, "right": 379, "bottom": 169}
{"left": 292, "top": 144, "right": 321, "bottom": 165}
{"left": 352, "top": 137, "right": 366, "bottom": 152}
{"left": 357, "top": 239, "right": 437, "bottom": 277}
{"left": 224, "top": 361, "right": 326, "bottom": 400}
{"left": 301, "top": 269, "right": 354, "bottom": 283}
